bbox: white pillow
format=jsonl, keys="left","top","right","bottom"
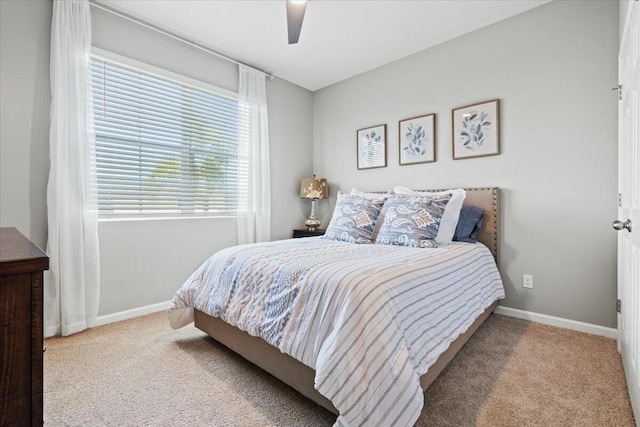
{"left": 350, "top": 189, "right": 389, "bottom": 241}
{"left": 393, "top": 186, "right": 466, "bottom": 244}
{"left": 349, "top": 188, "right": 389, "bottom": 199}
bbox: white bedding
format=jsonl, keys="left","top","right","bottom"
{"left": 168, "top": 238, "right": 504, "bottom": 427}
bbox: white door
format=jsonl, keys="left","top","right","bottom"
{"left": 617, "top": 1, "right": 640, "bottom": 423}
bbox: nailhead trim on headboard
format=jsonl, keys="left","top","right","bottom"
{"left": 427, "top": 187, "right": 499, "bottom": 260}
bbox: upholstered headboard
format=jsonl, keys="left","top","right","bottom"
{"left": 440, "top": 187, "right": 499, "bottom": 259}
{"left": 378, "top": 187, "right": 499, "bottom": 259}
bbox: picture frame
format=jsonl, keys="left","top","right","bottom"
{"left": 357, "top": 124, "right": 387, "bottom": 169}
{"left": 452, "top": 99, "right": 500, "bottom": 160}
{"left": 398, "top": 113, "right": 436, "bottom": 165}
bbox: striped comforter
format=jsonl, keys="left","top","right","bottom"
{"left": 168, "top": 238, "right": 504, "bottom": 427}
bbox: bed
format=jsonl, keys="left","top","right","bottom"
{"left": 168, "top": 187, "right": 503, "bottom": 427}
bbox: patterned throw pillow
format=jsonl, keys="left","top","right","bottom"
{"left": 349, "top": 188, "right": 390, "bottom": 241}
{"left": 322, "top": 193, "right": 386, "bottom": 244}
{"left": 393, "top": 186, "right": 466, "bottom": 244}
{"left": 375, "top": 194, "right": 451, "bottom": 248}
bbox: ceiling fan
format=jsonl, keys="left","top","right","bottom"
{"left": 286, "top": 0, "right": 308, "bottom": 44}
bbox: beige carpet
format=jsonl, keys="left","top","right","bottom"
{"left": 44, "top": 312, "right": 635, "bottom": 427}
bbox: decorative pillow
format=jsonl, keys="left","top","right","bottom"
{"left": 453, "top": 205, "right": 484, "bottom": 243}
{"left": 322, "top": 193, "right": 386, "bottom": 244}
{"left": 349, "top": 188, "right": 390, "bottom": 242}
{"left": 393, "top": 186, "right": 466, "bottom": 244}
{"left": 375, "top": 194, "right": 451, "bottom": 248}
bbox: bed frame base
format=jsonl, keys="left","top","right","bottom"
{"left": 194, "top": 300, "right": 498, "bottom": 416}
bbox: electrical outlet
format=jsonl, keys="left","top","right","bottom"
{"left": 523, "top": 274, "right": 533, "bottom": 289}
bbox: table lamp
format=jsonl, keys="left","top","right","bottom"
{"left": 300, "top": 175, "right": 328, "bottom": 231}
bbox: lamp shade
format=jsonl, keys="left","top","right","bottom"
{"left": 300, "top": 176, "right": 328, "bottom": 199}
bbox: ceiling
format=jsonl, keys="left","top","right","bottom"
{"left": 100, "top": 0, "right": 551, "bottom": 92}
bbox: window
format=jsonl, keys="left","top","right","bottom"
{"left": 90, "top": 51, "right": 239, "bottom": 217}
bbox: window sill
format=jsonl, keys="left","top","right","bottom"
{"left": 98, "top": 215, "right": 237, "bottom": 223}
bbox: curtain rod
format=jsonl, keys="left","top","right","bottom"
{"left": 88, "top": 0, "right": 274, "bottom": 80}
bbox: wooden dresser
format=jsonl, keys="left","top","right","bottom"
{"left": 0, "top": 227, "right": 49, "bottom": 426}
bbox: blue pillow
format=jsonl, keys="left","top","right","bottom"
{"left": 322, "top": 193, "right": 386, "bottom": 244}
{"left": 453, "top": 205, "right": 484, "bottom": 243}
{"left": 375, "top": 194, "right": 451, "bottom": 248}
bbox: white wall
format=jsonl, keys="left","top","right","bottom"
{"left": 620, "top": 0, "right": 634, "bottom": 42}
{"left": 313, "top": 0, "right": 619, "bottom": 328}
{"left": 0, "top": 0, "right": 51, "bottom": 249}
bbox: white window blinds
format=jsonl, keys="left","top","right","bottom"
{"left": 90, "top": 54, "right": 239, "bottom": 217}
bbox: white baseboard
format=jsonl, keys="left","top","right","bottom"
{"left": 494, "top": 305, "right": 617, "bottom": 339}
{"left": 93, "top": 301, "right": 617, "bottom": 340}
{"left": 94, "top": 301, "right": 171, "bottom": 327}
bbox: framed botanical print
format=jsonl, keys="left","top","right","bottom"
{"left": 399, "top": 113, "right": 436, "bottom": 165}
{"left": 452, "top": 99, "right": 500, "bottom": 160}
{"left": 357, "top": 124, "right": 387, "bottom": 169}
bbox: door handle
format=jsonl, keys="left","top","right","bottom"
{"left": 612, "top": 219, "right": 632, "bottom": 232}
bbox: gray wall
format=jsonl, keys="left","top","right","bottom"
{"left": 313, "top": 0, "right": 619, "bottom": 328}
{"left": 92, "top": 8, "right": 314, "bottom": 315}
{"left": 0, "top": 1, "right": 314, "bottom": 316}
{"left": 0, "top": 0, "right": 52, "bottom": 249}
{"left": 0, "top": 0, "right": 620, "bottom": 328}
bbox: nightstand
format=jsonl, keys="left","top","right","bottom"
{"left": 292, "top": 229, "right": 326, "bottom": 238}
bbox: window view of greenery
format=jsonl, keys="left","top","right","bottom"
{"left": 91, "top": 57, "right": 239, "bottom": 217}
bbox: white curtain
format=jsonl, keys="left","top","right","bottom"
{"left": 45, "top": 0, "right": 100, "bottom": 337}
{"left": 237, "top": 65, "right": 271, "bottom": 244}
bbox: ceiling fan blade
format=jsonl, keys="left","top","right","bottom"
{"left": 286, "top": 1, "right": 307, "bottom": 45}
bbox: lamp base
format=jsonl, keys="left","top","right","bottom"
{"left": 305, "top": 217, "right": 321, "bottom": 232}
{"left": 305, "top": 199, "right": 321, "bottom": 231}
